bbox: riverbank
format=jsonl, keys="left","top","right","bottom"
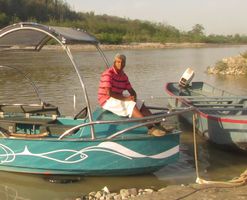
{"left": 75, "top": 184, "right": 247, "bottom": 200}
{"left": 44, "top": 42, "right": 246, "bottom": 51}
{"left": 132, "top": 184, "right": 247, "bottom": 200}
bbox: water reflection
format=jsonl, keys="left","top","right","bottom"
{"left": 0, "top": 127, "right": 245, "bottom": 200}
{"left": 0, "top": 46, "right": 247, "bottom": 199}
{"left": 0, "top": 172, "right": 167, "bottom": 200}
{"left": 0, "top": 184, "right": 28, "bottom": 200}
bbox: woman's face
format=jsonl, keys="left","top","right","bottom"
{"left": 114, "top": 58, "right": 125, "bottom": 72}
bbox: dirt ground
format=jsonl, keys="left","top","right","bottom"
{"left": 131, "top": 184, "right": 247, "bottom": 200}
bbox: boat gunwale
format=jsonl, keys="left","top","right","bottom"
{"left": 164, "top": 82, "right": 247, "bottom": 124}
{"left": 0, "top": 130, "right": 180, "bottom": 141}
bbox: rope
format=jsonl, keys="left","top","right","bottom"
{"left": 192, "top": 113, "right": 247, "bottom": 187}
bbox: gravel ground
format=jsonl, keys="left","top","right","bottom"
{"left": 75, "top": 184, "right": 247, "bottom": 200}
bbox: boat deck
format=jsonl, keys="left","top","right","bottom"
{"left": 177, "top": 84, "right": 247, "bottom": 116}
{"left": 0, "top": 106, "right": 153, "bottom": 139}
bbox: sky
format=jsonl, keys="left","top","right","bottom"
{"left": 67, "top": 0, "right": 247, "bottom": 35}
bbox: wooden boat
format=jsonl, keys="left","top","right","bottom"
{"left": 0, "top": 22, "right": 190, "bottom": 175}
{"left": 165, "top": 80, "right": 247, "bottom": 152}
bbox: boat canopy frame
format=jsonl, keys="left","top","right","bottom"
{"left": 0, "top": 22, "right": 111, "bottom": 139}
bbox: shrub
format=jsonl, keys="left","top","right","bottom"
{"left": 240, "top": 51, "right": 247, "bottom": 59}
{"left": 214, "top": 61, "right": 228, "bottom": 72}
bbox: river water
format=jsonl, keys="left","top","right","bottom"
{"left": 0, "top": 45, "right": 247, "bottom": 200}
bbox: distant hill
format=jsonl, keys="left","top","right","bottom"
{"left": 1, "top": 0, "right": 247, "bottom": 44}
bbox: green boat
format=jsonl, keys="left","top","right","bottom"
{"left": 0, "top": 22, "right": 188, "bottom": 175}
{"left": 165, "top": 78, "right": 247, "bottom": 152}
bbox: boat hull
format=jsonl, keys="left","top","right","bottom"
{"left": 0, "top": 133, "right": 180, "bottom": 175}
{"left": 0, "top": 22, "right": 182, "bottom": 176}
{"left": 165, "top": 82, "right": 247, "bottom": 152}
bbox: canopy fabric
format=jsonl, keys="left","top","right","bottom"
{"left": 0, "top": 22, "right": 99, "bottom": 50}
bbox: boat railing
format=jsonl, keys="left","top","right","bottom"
{"left": 58, "top": 107, "right": 195, "bottom": 140}
{"left": 0, "top": 103, "right": 60, "bottom": 116}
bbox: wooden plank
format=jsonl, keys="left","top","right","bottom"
{"left": 193, "top": 103, "right": 243, "bottom": 107}
{"left": 9, "top": 132, "right": 49, "bottom": 138}
{"left": 188, "top": 99, "right": 233, "bottom": 103}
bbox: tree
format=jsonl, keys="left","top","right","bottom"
{"left": 190, "top": 24, "right": 205, "bottom": 36}
{"left": 0, "top": 12, "right": 8, "bottom": 27}
{"left": 187, "top": 24, "right": 205, "bottom": 42}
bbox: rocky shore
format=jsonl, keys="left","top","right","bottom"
{"left": 75, "top": 184, "right": 247, "bottom": 200}
{"left": 207, "top": 53, "right": 247, "bottom": 75}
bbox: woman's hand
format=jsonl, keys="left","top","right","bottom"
{"left": 125, "top": 95, "right": 135, "bottom": 101}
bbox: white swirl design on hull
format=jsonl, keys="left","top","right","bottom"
{"left": 0, "top": 141, "right": 179, "bottom": 164}
{"left": 0, "top": 144, "right": 15, "bottom": 163}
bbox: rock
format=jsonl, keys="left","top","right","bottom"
{"left": 128, "top": 188, "right": 138, "bottom": 196}
{"left": 105, "top": 193, "right": 117, "bottom": 200}
{"left": 120, "top": 189, "right": 130, "bottom": 198}
{"left": 94, "top": 191, "right": 103, "bottom": 199}
{"left": 144, "top": 188, "right": 154, "bottom": 194}
{"left": 102, "top": 186, "right": 110, "bottom": 194}
{"left": 88, "top": 191, "right": 96, "bottom": 197}
{"left": 158, "top": 187, "right": 166, "bottom": 192}
{"left": 113, "top": 194, "right": 122, "bottom": 200}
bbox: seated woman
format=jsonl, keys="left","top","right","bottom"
{"left": 98, "top": 53, "right": 165, "bottom": 137}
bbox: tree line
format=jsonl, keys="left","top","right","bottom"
{"left": 1, "top": 0, "right": 247, "bottom": 44}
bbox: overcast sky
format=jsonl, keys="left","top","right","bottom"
{"left": 67, "top": 0, "right": 247, "bottom": 35}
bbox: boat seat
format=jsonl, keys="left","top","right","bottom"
{"left": 0, "top": 116, "right": 57, "bottom": 136}
{"left": 0, "top": 121, "right": 16, "bottom": 133}
{"left": 40, "top": 124, "right": 75, "bottom": 135}
{"left": 92, "top": 107, "right": 127, "bottom": 121}
{"left": 0, "top": 122, "right": 50, "bottom": 138}
{"left": 233, "top": 99, "right": 247, "bottom": 115}
{"left": 87, "top": 108, "right": 148, "bottom": 138}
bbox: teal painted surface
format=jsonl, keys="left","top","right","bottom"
{"left": 165, "top": 81, "right": 247, "bottom": 151}
{"left": 0, "top": 133, "right": 179, "bottom": 175}
{"left": 0, "top": 108, "right": 180, "bottom": 175}
{"left": 81, "top": 108, "right": 149, "bottom": 138}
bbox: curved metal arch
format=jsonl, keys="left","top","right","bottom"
{"left": 0, "top": 24, "right": 96, "bottom": 139}
{"left": 0, "top": 65, "right": 43, "bottom": 103}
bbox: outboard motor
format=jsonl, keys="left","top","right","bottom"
{"left": 179, "top": 67, "right": 195, "bottom": 87}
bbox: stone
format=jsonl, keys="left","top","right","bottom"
{"left": 94, "top": 191, "right": 103, "bottom": 199}
{"left": 88, "top": 191, "right": 96, "bottom": 197}
{"left": 128, "top": 188, "right": 138, "bottom": 196}
{"left": 144, "top": 188, "right": 154, "bottom": 194}
{"left": 120, "top": 189, "right": 130, "bottom": 198}
{"left": 113, "top": 194, "right": 122, "bottom": 200}
{"left": 102, "top": 186, "right": 110, "bottom": 194}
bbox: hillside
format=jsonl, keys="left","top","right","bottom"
{"left": 1, "top": 0, "right": 247, "bottom": 44}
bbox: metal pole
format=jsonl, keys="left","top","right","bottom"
{"left": 64, "top": 46, "right": 95, "bottom": 140}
